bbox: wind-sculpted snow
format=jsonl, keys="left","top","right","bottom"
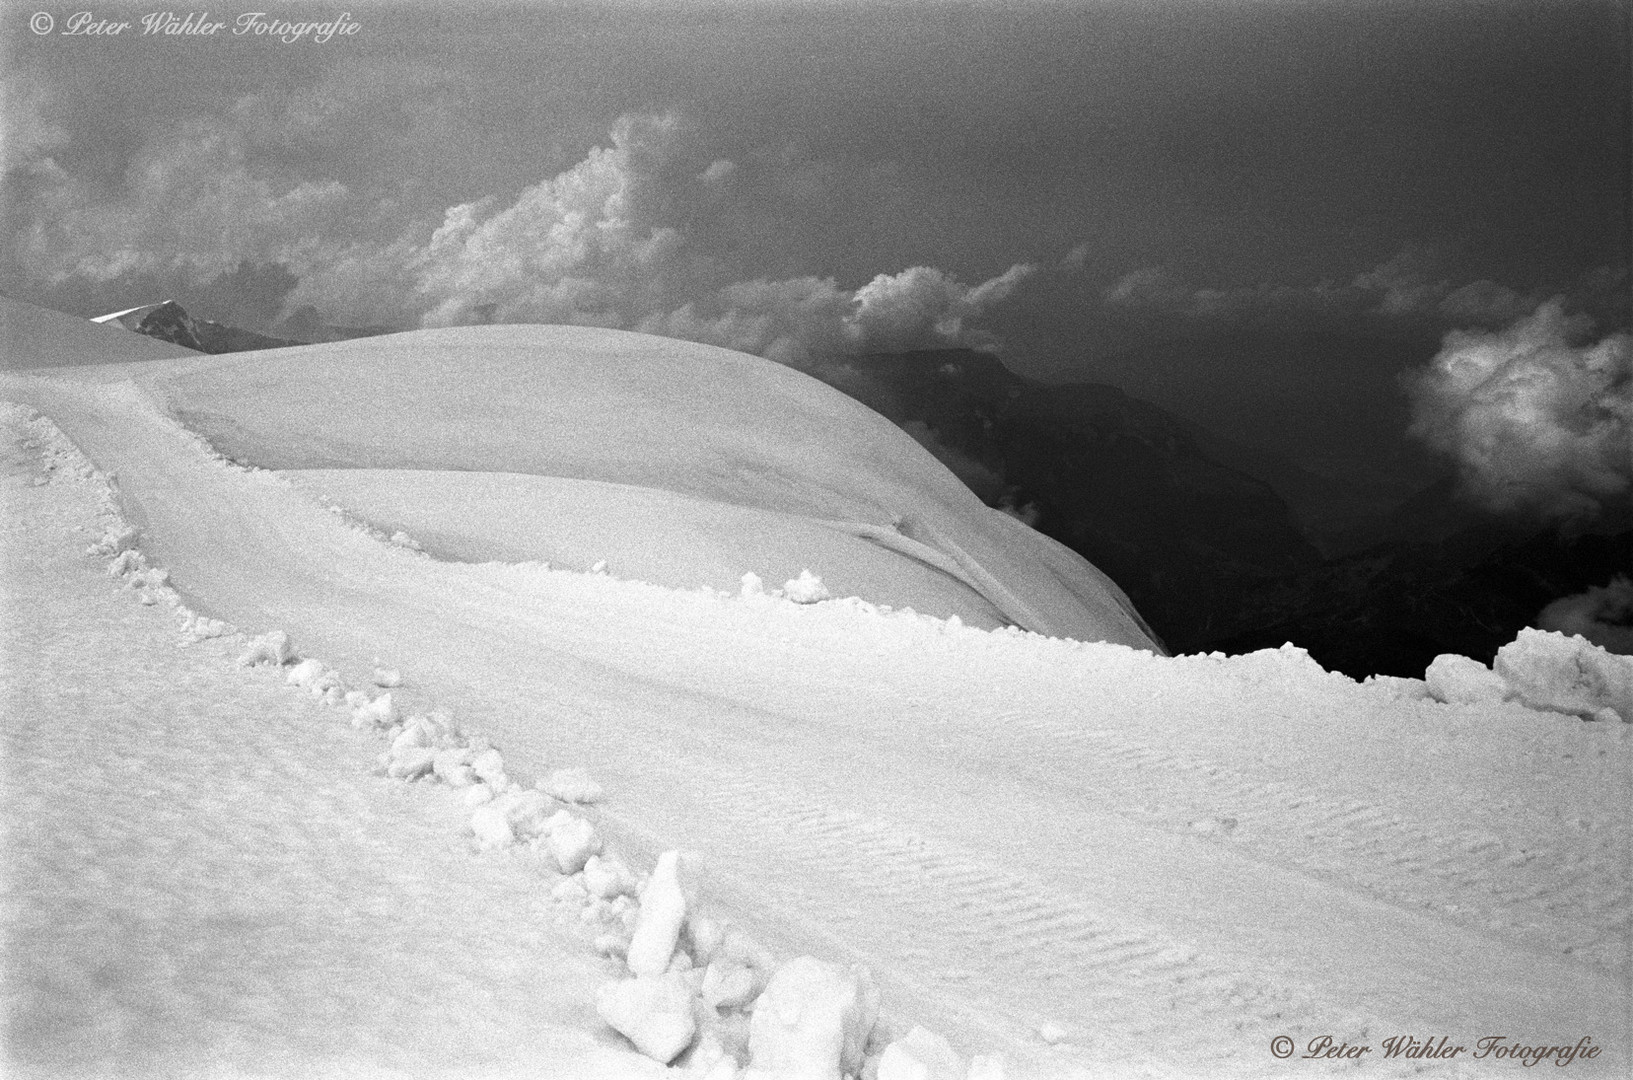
{"left": 137, "top": 322, "right": 1161, "bottom": 649}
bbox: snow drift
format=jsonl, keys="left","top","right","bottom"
{"left": 122, "top": 317, "right": 1161, "bottom": 648}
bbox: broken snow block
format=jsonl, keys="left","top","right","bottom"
{"left": 747, "top": 956, "right": 880, "bottom": 1080}
{"left": 238, "top": 630, "right": 295, "bottom": 667}
{"left": 1494, "top": 628, "right": 1633, "bottom": 723}
{"left": 433, "top": 747, "right": 477, "bottom": 787}
{"left": 700, "top": 961, "right": 759, "bottom": 1012}
{"left": 285, "top": 658, "right": 326, "bottom": 687}
{"left": 372, "top": 666, "right": 402, "bottom": 687}
{"left": 493, "top": 790, "right": 553, "bottom": 841}
{"left": 386, "top": 746, "right": 436, "bottom": 781}
{"left": 583, "top": 853, "right": 639, "bottom": 900}
{"left": 783, "top": 570, "right": 830, "bottom": 604}
{"left": 470, "top": 747, "right": 507, "bottom": 786}
{"left": 546, "top": 813, "right": 601, "bottom": 874}
{"left": 469, "top": 802, "right": 516, "bottom": 848}
{"left": 1424, "top": 654, "right": 1506, "bottom": 706}
{"left": 877, "top": 1026, "right": 965, "bottom": 1080}
{"left": 351, "top": 692, "right": 399, "bottom": 729}
{"left": 677, "top": 1029, "right": 740, "bottom": 1080}
{"left": 627, "top": 850, "right": 699, "bottom": 976}
{"left": 596, "top": 972, "right": 699, "bottom": 1065}
{"left": 540, "top": 766, "right": 605, "bottom": 804}
{"left": 685, "top": 913, "right": 727, "bottom": 967}
{"left": 108, "top": 549, "right": 144, "bottom": 577}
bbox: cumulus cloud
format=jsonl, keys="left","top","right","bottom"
{"left": 1402, "top": 299, "right": 1632, "bottom": 522}
{"left": 9, "top": 91, "right": 1034, "bottom": 363}
{"left": 6, "top": 107, "right": 385, "bottom": 293}
{"left": 281, "top": 113, "right": 1037, "bottom": 362}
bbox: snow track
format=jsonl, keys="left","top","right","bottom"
{"left": 3, "top": 358, "right": 1628, "bottom": 1078}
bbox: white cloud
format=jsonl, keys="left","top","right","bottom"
{"left": 10, "top": 98, "right": 1035, "bottom": 364}
{"left": 1403, "top": 299, "right": 1632, "bottom": 522}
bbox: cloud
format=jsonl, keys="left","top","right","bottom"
{"left": 6, "top": 93, "right": 1037, "bottom": 364}
{"left": 1402, "top": 299, "right": 1632, "bottom": 523}
{"left": 283, "top": 113, "right": 1034, "bottom": 362}
{"left": 1101, "top": 244, "right": 1551, "bottom": 330}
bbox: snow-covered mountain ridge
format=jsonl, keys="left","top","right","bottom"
{"left": 92, "top": 299, "right": 304, "bottom": 354}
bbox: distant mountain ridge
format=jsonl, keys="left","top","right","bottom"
{"left": 809, "top": 349, "right": 1324, "bottom": 651}
{"left": 92, "top": 301, "right": 305, "bottom": 355}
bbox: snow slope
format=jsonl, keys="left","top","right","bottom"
{"left": 1, "top": 404, "right": 667, "bottom": 1080}
{"left": 2, "top": 297, "right": 1628, "bottom": 1078}
{"left": 135, "top": 320, "right": 1161, "bottom": 649}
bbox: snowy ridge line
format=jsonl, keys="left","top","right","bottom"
{"left": 33, "top": 398, "right": 1023, "bottom": 1080}
{"left": 988, "top": 713, "right": 1629, "bottom": 974}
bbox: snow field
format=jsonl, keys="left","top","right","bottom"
{"left": 17, "top": 407, "right": 962, "bottom": 1079}
{"left": 6, "top": 342, "right": 1630, "bottom": 1080}
{"left": 3, "top": 404, "right": 677, "bottom": 1078}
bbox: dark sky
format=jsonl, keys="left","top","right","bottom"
{"left": 4, "top": 0, "right": 1628, "bottom": 485}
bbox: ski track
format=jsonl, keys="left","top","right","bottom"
{"left": 4, "top": 370, "right": 1629, "bottom": 1079}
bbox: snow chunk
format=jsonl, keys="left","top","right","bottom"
{"left": 783, "top": 570, "right": 831, "bottom": 604}
{"left": 685, "top": 914, "right": 727, "bottom": 967}
{"left": 583, "top": 853, "right": 639, "bottom": 900}
{"left": 700, "top": 961, "right": 759, "bottom": 1012}
{"left": 596, "top": 972, "right": 699, "bottom": 1065}
{"left": 1495, "top": 628, "right": 1633, "bottom": 723}
{"left": 504, "top": 790, "right": 557, "bottom": 841}
{"left": 740, "top": 572, "right": 768, "bottom": 599}
{"left": 238, "top": 630, "right": 294, "bottom": 667}
{"left": 87, "top": 524, "right": 137, "bottom": 556}
{"left": 351, "top": 692, "right": 399, "bottom": 729}
{"left": 285, "top": 658, "right": 326, "bottom": 687}
{"left": 546, "top": 812, "right": 601, "bottom": 874}
{"left": 540, "top": 766, "right": 605, "bottom": 804}
{"left": 680, "top": 1030, "right": 742, "bottom": 1080}
{"left": 373, "top": 666, "right": 403, "bottom": 687}
{"left": 180, "top": 612, "right": 228, "bottom": 640}
{"left": 747, "top": 956, "right": 879, "bottom": 1080}
{"left": 433, "top": 747, "right": 477, "bottom": 787}
{"left": 877, "top": 1026, "right": 964, "bottom": 1080}
{"left": 627, "top": 850, "right": 699, "bottom": 976}
{"left": 469, "top": 790, "right": 552, "bottom": 848}
{"left": 470, "top": 747, "right": 507, "bottom": 786}
{"left": 386, "top": 746, "right": 436, "bottom": 781}
{"left": 1424, "top": 654, "right": 1506, "bottom": 705}
{"left": 108, "top": 549, "right": 144, "bottom": 577}
{"left": 469, "top": 802, "right": 518, "bottom": 848}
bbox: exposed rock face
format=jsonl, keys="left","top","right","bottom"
{"left": 1199, "top": 517, "right": 1633, "bottom": 678}
{"left": 92, "top": 300, "right": 303, "bottom": 355}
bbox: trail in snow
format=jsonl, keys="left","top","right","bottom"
{"left": 0, "top": 404, "right": 673, "bottom": 1080}
{"left": 2, "top": 358, "right": 1627, "bottom": 1078}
